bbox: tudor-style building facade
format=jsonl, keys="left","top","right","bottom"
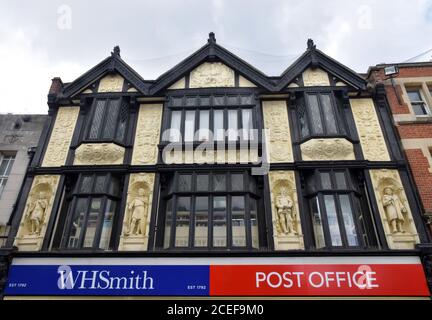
{"left": 1, "top": 34, "right": 431, "bottom": 299}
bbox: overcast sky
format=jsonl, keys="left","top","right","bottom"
{"left": 0, "top": 0, "right": 431, "bottom": 114}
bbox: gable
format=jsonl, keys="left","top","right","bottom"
{"left": 79, "top": 73, "right": 139, "bottom": 94}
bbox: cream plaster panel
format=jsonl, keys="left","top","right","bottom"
{"left": 262, "top": 100, "right": 293, "bottom": 163}
{"left": 98, "top": 74, "right": 124, "bottom": 92}
{"left": 401, "top": 138, "right": 432, "bottom": 173}
{"left": 161, "top": 149, "right": 259, "bottom": 164}
{"left": 302, "top": 67, "right": 330, "bottom": 86}
{"left": 127, "top": 87, "right": 138, "bottom": 92}
{"left": 369, "top": 169, "right": 420, "bottom": 249}
{"left": 300, "top": 138, "right": 355, "bottom": 161}
{"left": 14, "top": 175, "right": 60, "bottom": 251}
{"left": 119, "top": 173, "right": 155, "bottom": 251}
{"left": 82, "top": 88, "right": 93, "bottom": 94}
{"left": 42, "top": 107, "right": 79, "bottom": 167}
{"left": 132, "top": 104, "right": 163, "bottom": 165}
{"left": 74, "top": 143, "right": 124, "bottom": 165}
{"left": 168, "top": 77, "right": 186, "bottom": 89}
{"left": 335, "top": 81, "right": 347, "bottom": 86}
{"left": 189, "top": 62, "right": 235, "bottom": 88}
{"left": 239, "top": 75, "right": 257, "bottom": 87}
{"left": 350, "top": 98, "right": 391, "bottom": 161}
{"left": 287, "top": 82, "right": 299, "bottom": 88}
{"left": 268, "top": 171, "right": 304, "bottom": 250}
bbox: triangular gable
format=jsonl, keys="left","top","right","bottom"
{"left": 151, "top": 33, "right": 271, "bottom": 94}
{"left": 61, "top": 47, "right": 149, "bottom": 98}
{"left": 276, "top": 39, "right": 366, "bottom": 91}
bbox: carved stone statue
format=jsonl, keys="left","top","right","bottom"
{"left": 275, "top": 187, "right": 297, "bottom": 235}
{"left": 25, "top": 191, "right": 48, "bottom": 235}
{"left": 125, "top": 188, "right": 149, "bottom": 236}
{"left": 382, "top": 186, "right": 407, "bottom": 233}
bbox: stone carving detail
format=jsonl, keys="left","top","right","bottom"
{"left": 132, "top": 104, "right": 163, "bottom": 165}
{"left": 370, "top": 169, "right": 420, "bottom": 249}
{"left": 350, "top": 98, "right": 390, "bottom": 161}
{"left": 98, "top": 74, "right": 124, "bottom": 92}
{"left": 189, "top": 62, "right": 235, "bottom": 88}
{"left": 74, "top": 143, "right": 124, "bottom": 165}
{"left": 269, "top": 171, "right": 304, "bottom": 250}
{"left": 262, "top": 101, "right": 293, "bottom": 163}
{"left": 300, "top": 138, "right": 355, "bottom": 161}
{"left": 119, "top": 173, "right": 155, "bottom": 251}
{"left": 14, "top": 175, "right": 60, "bottom": 251}
{"left": 302, "top": 67, "right": 330, "bottom": 86}
{"left": 42, "top": 107, "right": 79, "bottom": 167}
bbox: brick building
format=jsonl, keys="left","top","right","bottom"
{"left": 367, "top": 62, "right": 432, "bottom": 235}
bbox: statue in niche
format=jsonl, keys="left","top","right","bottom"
{"left": 125, "top": 188, "right": 149, "bottom": 236}
{"left": 24, "top": 191, "right": 48, "bottom": 235}
{"left": 382, "top": 186, "right": 407, "bottom": 234}
{"left": 275, "top": 187, "right": 297, "bottom": 235}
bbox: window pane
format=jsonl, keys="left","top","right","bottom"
{"left": 175, "top": 197, "right": 190, "bottom": 247}
{"left": 320, "top": 172, "right": 332, "bottom": 189}
{"left": 231, "top": 196, "right": 246, "bottom": 247}
{"left": 324, "top": 195, "right": 342, "bottom": 246}
{"left": 163, "top": 199, "right": 173, "bottom": 249}
{"left": 83, "top": 198, "right": 102, "bottom": 247}
{"left": 171, "top": 97, "right": 183, "bottom": 107}
{"left": 184, "top": 111, "right": 195, "bottom": 142}
{"left": 320, "top": 95, "right": 337, "bottom": 134}
{"left": 178, "top": 174, "right": 192, "bottom": 192}
{"left": 194, "top": 197, "right": 208, "bottom": 247}
{"left": 200, "top": 96, "right": 210, "bottom": 106}
{"left": 94, "top": 175, "right": 106, "bottom": 193}
{"left": 198, "top": 110, "right": 210, "bottom": 141}
{"left": 339, "top": 195, "right": 358, "bottom": 246}
{"left": 213, "top": 110, "right": 224, "bottom": 141}
{"left": 102, "top": 99, "right": 120, "bottom": 139}
{"left": 227, "top": 96, "right": 238, "bottom": 105}
{"left": 67, "top": 198, "right": 88, "bottom": 248}
{"left": 0, "top": 178, "right": 7, "bottom": 197}
{"left": 306, "top": 94, "right": 323, "bottom": 134}
{"left": 407, "top": 90, "right": 422, "bottom": 102}
{"left": 115, "top": 101, "right": 128, "bottom": 141}
{"left": 412, "top": 103, "right": 428, "bottom": 115}
{"left": 0, "top": 156, "right": 14, "bottom": 176}
{"left": 88, "top": 100, "right": 106, "bottom": 139}
{"left": 214, "top": 96, "right": 225, "bottom": 106}
{"left": 99, "top": 199, "right": 115, "bottom": 249}
{"left": 213, "top": 196, "right": 227, "bottom": 247}
{"left": 241, "top": 109, "right": 253, "bottom": 140}
{"left": 250, "top": 198, "right": 259, "bottom": 249}
{"left": 196, "top": 174, "right": 209, "bottom": 191}
{"left": 228, "top": 110, "right": 238, "bottom": 141}
{"left": 310, "top": 197, "right": 325, "bottom": 249}
{"left": 213, "top": 174, "right": 226, "bottom": 191}
{"left": 230, "top": 173, "right": 244, "bottom": 191}
{"left": 240, "top": 95, "right": 253, "bottom": 105}
{"left": 169, "top": 111, "right": 182, "bottom": 142}
{"left": 108, "top": 176, "right": 120, "bottom": 196}
{"left": 298, "top": 102, "right": 310, "bottom": 137}
{"left": 80, "top": 175, "right": 93, "bottom": 193}
{"left": 186, "top": 96, "right": 196, "bottom": 106}
{"left": 335, "top": 172, "right": 347, "bottom": 189}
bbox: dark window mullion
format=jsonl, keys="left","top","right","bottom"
{"left": 61, "top": 196, "right": 79, "bottom": 248}
{"left": 180, "top": 109, "right": 186, "bottom": 143}
{"left": 77, "top": 196, "right": 92, "bottom": 248}
{"left": 226, "top": 195, "right": 232, "bottom": 248}
{"left": 347, "top": 192, "right": 365, "bottom": 247}
{"left": 209, "top": 194, "right": 214, "bottom": 249}
{"left": 92, "top": 196, "right": 108, "bottom": 249}
{"left": 189, "top": 195, "right": 196, "bottom": 248}
{"left": 334, "top": 194, "right": 349, "bottom": 247}
{"left": 245, "top": 193, "right": 252, "bottom": 250}
{"left": 170, "top": 195, "right": 178, "bottom": 249}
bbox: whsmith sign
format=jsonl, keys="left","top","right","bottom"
{"left": 4, "top": 257, "right": 431, "bottom": 297}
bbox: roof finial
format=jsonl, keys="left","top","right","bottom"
{"left": 111, "top": 45, "right": 121, "bottom": 57}
{"left": 208, "top": 32, "right": 216, "bottom": 44}
{"left": 307, "top": 38, "right": 316, "bottom": 50}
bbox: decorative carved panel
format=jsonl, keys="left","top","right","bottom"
{"left": 14, "top": 175, "right": 60, "bottom": 251}
{"left": 302, "top": 67, "right": 330, "bottom": 86}
{"left": 119, "top": 173, "right": 155, "bottom": 251}
{"left": 98, "top": 74, "right": 124, "bottom": 92}
{"left": 189, "top": 62, "right": 235, "bottom": 88}
{"left": 262, "top": 100, "right": 293, "bottom": 163}
{"left": 350, "top": 98, "right": 391, "bottom": 161}
{"left": 74, "top": 143, "right": 125, "bottom": 165}
{"left": 132, "top": 104, "right": 163, "bottom": 165}
{"left": 370, "top": 169, "right": 420, "bottom": 249}
{"left": 42, "top": 107, "right": 79, "bottom": 167}
{"left": 300, "top": 138, "right": 355, "bottom": 161}
{"left": 268, "top": 171, "right": 304, "bottom": 250}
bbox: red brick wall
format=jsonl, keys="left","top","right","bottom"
{"left": 404, "top": 149, "right": 432, "bottom": 213}
{"left": 397, "top": 124, "right": 432, "bottom": 139}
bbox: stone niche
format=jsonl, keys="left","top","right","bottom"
{"left": 268, "top": 171, "right": 304, "bottom": 250}
{"left": 42, "top": 107, "right": 79, "bottom": 167}
{"left": 262, "top": 100, "right": 294, "bottom": 163}
{"left": 74, "top": 143, "right": 125, "bottom": 165}
{"left": 370, "top": 169, "right": 420, "bottom": 249}
{"left": 14, "top": 175, "right": 60, "bottom": 251}
{"left": 119, "top": 173, "right": 155, "bottom": 251}
{"left": 300, "top": 138, "right": 355, "bottom": 161}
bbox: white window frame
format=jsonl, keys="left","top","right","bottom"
{"left": 0, "top": 153, "right": 15, "bottom": 198}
